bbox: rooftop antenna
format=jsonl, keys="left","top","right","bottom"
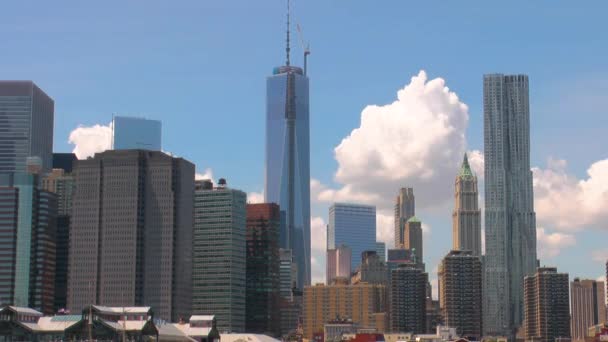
{"left": 286, "top": 0, "right": 291, "bottom": 66}
{"left": 296, "top": 23, "right": 311, "bottom": 76}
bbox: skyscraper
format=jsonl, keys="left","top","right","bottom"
{"left": 438, "top": 250, "right": 483, "bottom": 340}
{"left": 452, "top": 153, "right": 481, "bottom": 256}
{"left": 264, "top": 10, "right": 311, "bottom": 288}
{"left": 394, "top": 188, "right": 415, "bottom": 249}
{"left": 352, "top": 251, "right": 388, "bottom": 286}
{"left": 246, "top": 203, "right": 281, "bottom": 336}
{"left": 0, "top": 81, "right": 54, "bottom": 174}
{"left": 483, "top": 74, "right": 537, "bottom": 337}
{"left": 403, "top": 216, "right": 424, "bottom": 270}
{"left": 524, "top": 267, "right": 570, "bottom": 342}
{"left": 390, "top": 263, "right": 427, "bottom": 334}
{"left": 570, "top": 278, "right": 606, "bottom": 342}
{"left": 193, "top": 179, "right": 246, "bottom": 332}
{"left": 328, "top": 203, "right": 376, "bottom": 271}
{"left": 112, "top": 116, "right": 162, "bottom": 151}
{"left": 67, "top": 150, "right": 194, "bottom": 321}
{"left": 0, "top": 172, "right": 57, "bottom": 314}
{"left": 375, "top": 241, "right": 386, "bottom": 262}
{"left": 326, "top": 244, "right": 352, "bottom": 285}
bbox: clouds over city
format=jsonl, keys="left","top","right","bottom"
{"left": 68, "top": 122, "right": 113, "bottom": 159}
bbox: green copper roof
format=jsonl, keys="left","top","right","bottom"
{"left": 407, "top": 216, "right": 421, "bottom": 223}
{"left": 459, "top": 153, "right": 474, "bottom": 178}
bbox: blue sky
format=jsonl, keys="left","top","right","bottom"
{"left": 2, "top": 1, "right": 607, "bottom": 288}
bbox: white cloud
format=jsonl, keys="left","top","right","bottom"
{"left": 533, "top": 158, "right": 608, "bottom": 231}
{"left": 314, "top": 70, "right": 469, "bottom": 210}
{"left": 68, "top": 122, "right": 113, "bottom": 159}
{"left": 247, "top": 191, "right": 264, "bottom": 204}
{"left": 310, "top": 216, "right": 327, "bottom": 284}
{"left": 195, "top": 168, "right": 214, "bottom": 181}
{"left": 467, "top": 149, "right": 484, "bottom": 179}
{"left": 536, "top": 227, "right": 576, "bottom": 259}
{"left": 592, "top": 250, "right": 608, "bottom": 263}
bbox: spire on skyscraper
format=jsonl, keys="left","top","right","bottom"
{"left": 459, "top": 152, "right": 474, "bottom": 178}
{"left": 285, "top": 0, "right": 291, "bottom": 66}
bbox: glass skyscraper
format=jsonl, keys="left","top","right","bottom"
{"left": 264, "top": 63, "right": 310, "bottom": 288}
{"left": 327, "top": 203, "right": 376, "bottom": 271}
{"left": 0, "top": 81, "right": 54, "bottom": 174}
{"left": 483, "top": 74, "right": 537, "bottom": 337}
{"left": 113, "top": 116, "right": 162, "bottom": 151}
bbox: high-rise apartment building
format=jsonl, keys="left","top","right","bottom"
{"left": 570, "top": 278, "right": 606, "bottom": 342}
{"left": 0, "top": 81, "right": 54, "bottom": 174}
{"left": 375, "top": 242, "right": 386, "bottom": 262}
{"left": 0, "top": 172, "right": 57, "bottom": 314}
{"left": 483, "top": 74, "right": 537, "bottom": 337}
{"left": 394, "top": 188, "right": 415, "bottom": 249}
{"left": 112, "top": 116, "right": 162, "bottom": 151}
{"left": 438, "top": 250, "right": 482, "bottom": 340}
{"left": 328, "top": 203, "right": 376, "bottom": 271}
{"left": 193, "top": 179, "right": 246, "bottom": 332}
{"left": 524, "top": 267, "right": 570, "bottom": 342}
{"left": 264, "top": 23, "right": 311, "bottom": 289}
{"left": 452, "top": 154, "right": 481, "bottom": 256}
{"left": 303, "top": 283, "right": 387, "bottom": 339}
{"left": 327, "top": 244, "right": 352, "bottom": 285}
{"left": 67, "top": 150, "right": 194, "bottom": 322}
{"left": 246, "top": 203, "right": 281, "bottom": 336}
{"left": 390, "top": 263, "right": 427, "bottom": 334}
{"left": 402, "top": 217, "right": 424, "bottom": 270}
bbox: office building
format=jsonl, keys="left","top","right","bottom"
{"left": 483, "top": 74, "right": 538, "bottom": 337}
{"left": 328, "top": 203, "right": 376, "bottom": 271}
{"left": 386, "top": 249, "right": 413, "bottom": 280}
{"left": 67, "top": 150, "right": 194, "bottom": 322}
{"left": 42, "top": 153, "right": 77, "bottom": 312}
{"left": 193, "top": 179, "right": 246, "bottom": 332}
{"left": 327, "top": 244, "right": 352, "bottom": 285}
{"left": 394, "top": 188, "right": 415, "bottom": 249}
{"left": 570, "top": 278, "right": 606, "bottom": 342}
{"left": 438, "top": 250, "right": 483, "bottom": 340}
{"left": 352, "top": 251, "right": 387, "bottom": 286}
{"left": 452, "top": 153, "right": 481, "bottom": 256}
{"left": 402, "top": 217, "right": 424, "bottom": 270}
{"left": 245, "top": 203, "right": 281, "bottom": 336}
{"left": 0, "top": 172, "right": 57, "bottom": 314}
{"left": 112, "top": 116, "right": 162, "bottom": 151}
{"left": 390, "top": 263, "right": 427, "bottom": 334}
{"left": 375, "top": 242, "right": 386, "bottom": 262}
{"left": 524, "top": 267, "right": 570, "bottom": 342}
{"left": 0, "top": 81, "right": 54, "bottom": 174}
{"left": 303, "top": 283, "right": 387, "bottom": 339}
{"left": 280, "top": 249, "right": 296, "bottom": 299}
{"left": 264, "top": 21, "right": 311, "bottom": 289}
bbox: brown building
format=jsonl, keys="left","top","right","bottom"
{"left": 438, "top": 250, "right": 482, "bottom": 340}
{"left": 67, "top": 150, "right": 194, "bottom": 322}
{"left": 402, "top": 217, "right": 423, "bottom": 270}
{"left": 245, "top": 203, "right": 281, "bottom": 336}
{"left": 524, "top": 267, "right": 570, "bottom": 342}
{"left": 303, "top": 283, "right": 387, "bottom": 339}
{"left": 390, "top": 262, "right": 427, "bottom": 334}
{"left": 570, "top": 278, "right": 606, "bottom": 342}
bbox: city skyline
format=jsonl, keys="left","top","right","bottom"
{"left": 1, "top": 1, "right": 607, "bottom": 293}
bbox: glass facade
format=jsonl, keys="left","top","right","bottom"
{"left": 0, "top": 81, "right": 54, "bottom": 174}
{"left": 264, "top": 66, "right": 310, "bottom": 288}
{"left": 328, "top": 203, "right": 376, "bottom": 271}
{"left": 113, "top": 116, "right": 162, "bottom": 151}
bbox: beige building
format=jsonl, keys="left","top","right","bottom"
{"left": 303, "top": 283, "right": 387, "bottom": 338}
{"left": 451, "top": 153, "right": 481, "bottom": 256}
{"left": 570, "top": 278, "right": 606, "bottom": 341}
{"left": 394, "top": 188, "right": 415, "bottom": 249}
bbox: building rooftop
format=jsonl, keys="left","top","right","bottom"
{"left": 407, "top": 216, "right": 421, "bottom": 223}
{"left": 459, "top": 153, "right": 474, "bottom": 178}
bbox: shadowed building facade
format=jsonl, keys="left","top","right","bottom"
{"left": 390, "top": 263, "right": 427, "bottom": 334}
{"left": 394, "top": 188, "right": 415, "bottom": 249}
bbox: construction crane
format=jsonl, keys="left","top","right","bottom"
{"left": 296, "top": 23, "right": 310, "bottom": 76}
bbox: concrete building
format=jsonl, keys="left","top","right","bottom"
{"left": 483, "top": 74, "right": 538, "bottom": 337}
{"left": 390, "top": 263, "right": 427, "bottom": 334}
{"left": 67, "top": 150, "right": 194, "bottom": 322}
{"left": 375, "top": 242, "right": 386, "bottom": 262}
{"left": 264, "top": 32, "right": 311, "bottom": 289}
{"left": 193, "top": 179, "right": 246, "bottom": 333}
{"left": 327, "top": 245, "right": 352, "bottom": 285}
{"left": 524, "top": 267, "right": 570, "bottom": 342}
{"left": 328, "top": 203, "right": 376, "bottom": 271}
{"left": 402, "top": 217, "right": 424, "bottom": 270}
{"left": 452, "top": 154, "right": 481, "bottom": 256}
{"left": 42, "top": 153, "right": 77, "bottom": 312}
{"left": 394, "top": 188, "right": 415, "bottom": 249}
{"left": 0, "top": 81, "right": 54, "bottom": 174}
{"left": 0, "top": 172, "right": 57, "bottom": 314}
{"left": 570, "top": 278, "right": 606, "bottom": 342}
{"left": 112, "top": 116, "right": 162, "bottom": 151}
{"left": 438, "top": 250, "right": 482, "bottom": 340}
{"left": 351, "top": 251, "right": 387, "bottom": 286}
{"left": 303, "top": 283, "right": 387, "bottom": 339}
{"left": 246, "top": 203, "right": 281, "bottom": 336}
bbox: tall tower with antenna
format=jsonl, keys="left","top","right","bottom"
{"left": 264, "top": 0, "right": 311, "bottom": 288}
